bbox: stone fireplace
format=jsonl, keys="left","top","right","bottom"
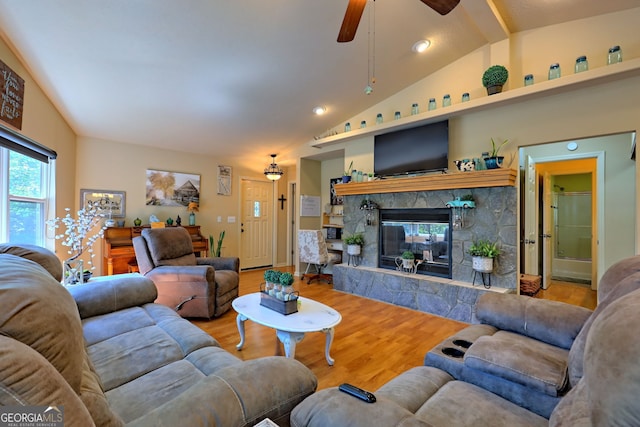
{"left": 331, "top": 171, "right": 518, "bottom": 322}
{"left": 379, "top": 208, "right": 452, "bottom": 278}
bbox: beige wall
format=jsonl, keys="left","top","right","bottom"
{"left": 0, "top": 36, "right": 76, "bottom": 257}
{"left": 76, "top": 136, "right": 277, "bottom": 274}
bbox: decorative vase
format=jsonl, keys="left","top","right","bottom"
{"left": 342, "top": 175, "right": 351, "bottom": 184}
{"left": 63, "top": 259, "right": 84, "bottom": 285}
{"left": 166, "top": 218, "right": 174, "bottom": 226}
{"left": 134, "top": 218, "right": 142, "bottom": 226}
{"left": 483, "top": 156, "right": 504, "bottom": 169}
{"left": 347, "top": 244, "right": 361, "bottom": 255}
{"left": 189, "top": 212, "right": 196, "bottom": 226}
{"left": 472, "top": 256, "right": 494, "bottom": 273}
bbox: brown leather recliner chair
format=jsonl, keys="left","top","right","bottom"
{"left": 133, "top": 227, "right": 239, "bottom": 319}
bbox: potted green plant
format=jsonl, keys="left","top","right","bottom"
{"left": 483, "top": 138, "right": 509, "bottom": 169}
{"left": 343, "top": 160, "right": 353, "bottom": 183}
{"left": 401, "top": 250, "right": 415, "bottom": 269}
{"left": 264, "top": 269, "right": 282, "bottom": 295}
{"left": 208, "top": 230, "right": 226, "bottom": 257}
{"left": 264, "top": 269, "right": 276, "bottom": 293}
{"left": 278, "top": 272, "right": 296, "bottom": 300}
{"left": 279, "top": 272, "right": 294, "bottom": 287}
{"left": 343, "top": 232, "right": 364, "bottom": 255}
{"left": 482, "top": 65, "right": 509, "bottom": 95}
{"left": 468, "top": 239, "right": 501, "bottom": 273}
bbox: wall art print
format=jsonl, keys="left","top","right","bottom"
{"left": 80, "top": 189, "right": 126, "bottom": 218}
{"left": 146, "top": 169, "right": 200, "bottom": 206}
{"left": 0, "top": 59, "right": 25, "bottom": 130}
{"left": 330, "top": 177, "right": 343, "bottom": 205}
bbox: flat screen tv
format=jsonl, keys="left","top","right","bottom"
{"left": 374, "top": 120, "right": 448, "bottom": 177}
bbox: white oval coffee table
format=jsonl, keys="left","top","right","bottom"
{"left": 232, "top": 292, "right": 342, "bottom": 365}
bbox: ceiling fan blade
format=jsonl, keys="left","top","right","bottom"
{"left": 420, "top": 0, "right": 460, "bottom": 15}
{"left": 337, "top": 0, "right": 367, "bottom": 43}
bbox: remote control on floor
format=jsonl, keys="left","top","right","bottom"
{"left": 338, "top": 383, "right": 376, "bottom": 403}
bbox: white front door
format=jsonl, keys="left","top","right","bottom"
{"left": 240, "top": 179, "right": 273, "bottom": 270}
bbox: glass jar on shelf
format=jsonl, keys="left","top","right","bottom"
{"left": 524, "top": 74, "right": 534, "bottom": 86}
{"left": 607, "top": 45, "right": 622, "bottom": 65}
{"left": 548, "top": 63, "right": 561, "bottom": 80}
{"left": 428, "top": 98, "right": 436, "bottom": 111}
{"left": 574, "top": 56, "right": 588, "bottom": 73}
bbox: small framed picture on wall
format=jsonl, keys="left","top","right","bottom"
{"left": 330, "top": 177, "right": 343, "bottom": 205}
{"left": 80, "top": 189, "right": 126, "bottom": 218}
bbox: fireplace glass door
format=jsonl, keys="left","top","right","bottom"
{"left": 379, "top": 208, "right": 452, "bottom": 278}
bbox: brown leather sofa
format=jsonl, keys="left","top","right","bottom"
{"left": 0, "top": 243, "right": 317, "bottom": 426}
{"left": 133, "top": 226, "right": 239, "bottom": 318}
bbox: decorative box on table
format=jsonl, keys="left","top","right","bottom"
{"left": 259, "top": 283, "right": 299, "bottom": 315}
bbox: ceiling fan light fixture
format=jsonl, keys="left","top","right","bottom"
{"left": 312, "top": 106, "right": 327, "bottom": 115}
{"left": 412, "top": 39, "right": 431, "bottom": 53}
{"left": 264, "top": 154, "right": 284, "bottom": 181}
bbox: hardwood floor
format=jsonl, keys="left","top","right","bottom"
{"left": 192, "top": 268, "right": 597, "bottom": 393}
{"left": 536, "top": 279, "right": 597, "bottom": 310}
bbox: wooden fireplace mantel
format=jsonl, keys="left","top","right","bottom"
{"left": 334, "top": 168, "right": 517, "bottom": 196}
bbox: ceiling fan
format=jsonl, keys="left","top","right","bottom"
{"left": 337, "top": 0, "right": 460, "bottom": 43}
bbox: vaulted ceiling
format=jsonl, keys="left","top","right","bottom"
{"left": 0, "top": 0, "right": 636, "bottom": 167}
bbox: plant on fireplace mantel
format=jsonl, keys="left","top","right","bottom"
{"left": 483, "top": 138, "right": 509, "bottom": 169}
{"left": 468, "top": 239, "right": 501, "bottom": 273}
{"left": 343, "top": 232, "right": 364, "bottom": 256}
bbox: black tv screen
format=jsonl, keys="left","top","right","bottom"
{"left": 374, "top": 120, "right": 448, "bottom": 177}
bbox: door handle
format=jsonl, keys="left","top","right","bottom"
{"left": 541, "top": 234, "right": 552, "bottom": 239}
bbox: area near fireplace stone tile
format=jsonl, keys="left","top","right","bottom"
{"left": 335, "top": 176, "right": 517, "bottom": 322}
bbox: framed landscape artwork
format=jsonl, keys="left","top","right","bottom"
{"left": 146, "top": 169, "right": 200, "bottom": 206}
{"left": 80, "top": 189, "right": 126, "bottom": 218}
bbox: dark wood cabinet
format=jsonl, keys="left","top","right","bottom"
{"left": 103, "top": 225, "right": 208, "bottom": 275}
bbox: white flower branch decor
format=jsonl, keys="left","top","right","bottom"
{"left": 47, "top": 201, "right": 107, "bottom": 283}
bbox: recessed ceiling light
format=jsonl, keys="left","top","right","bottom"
{"left": 412, "top": 39, "right": 431, "bottom": 53}
{"left": 313, "top": 106, "right": 327, "bottom": 115}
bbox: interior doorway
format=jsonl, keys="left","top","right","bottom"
{"left": 550, "top": 172, "right": 593, "bottom": 284}
{"left": 520, "top": 132, "right": 637, "bottom": 298}
{"left": 538, "top": 161, "right": 596, "bottom": 288}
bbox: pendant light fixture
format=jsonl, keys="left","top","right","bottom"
{"left": 264, "top": 154, "right": 284, "bottom": 181}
